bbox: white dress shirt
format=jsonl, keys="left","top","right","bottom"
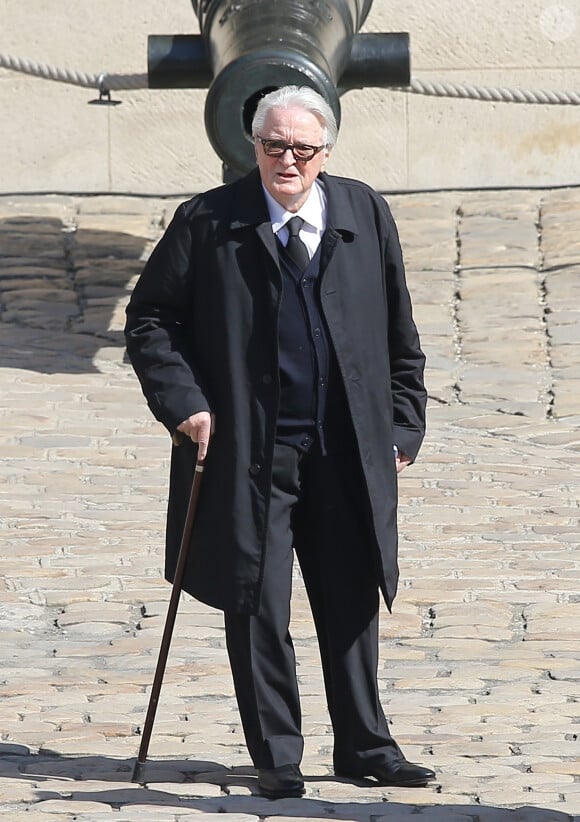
{"left": 262, "top": 179, "right": 327, "bottom": 260}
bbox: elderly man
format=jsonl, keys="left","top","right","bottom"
{"left": 125, "top": 85, "right": 433, "bottom": 799}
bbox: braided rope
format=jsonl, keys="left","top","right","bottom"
{"left": 406, "top": 76, "right": 580, "bottom": 106}
{"left": 0, "top": 54, "right": 147, "bottom": 91}
{"left": 1, "top": 52, "right": 579, "bottom": 105}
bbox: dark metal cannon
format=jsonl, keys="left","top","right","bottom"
{"left": 148, "top": 1, "right": 410, "bottom": 177}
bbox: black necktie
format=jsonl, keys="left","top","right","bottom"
{"left": 284, "top": 216, "right": 310, "bottom": 271}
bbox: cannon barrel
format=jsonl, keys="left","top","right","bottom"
{"left": 148, "top": 1, "right": 410, "bottom": 176}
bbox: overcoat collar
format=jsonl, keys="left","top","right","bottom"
{"left": 228, "top": 168, "right": 359, "bottom": 272}
{"left": 229, "top": 168, "right": 278, "bottom": 266}
{"left": 320, "top": 172, "right": 360, "bottom": 239}
{"left": 229, "top": 168, "right": 272, "bottom": 231}
{"left": 229, "top": 168, "right": 360, "bottom": 238}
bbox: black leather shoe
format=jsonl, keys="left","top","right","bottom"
{"left": 257, "top": 763, "right": 305, "bottom": 798}
{"left": 336, "top": 759, "right": 435, "bottom": 787}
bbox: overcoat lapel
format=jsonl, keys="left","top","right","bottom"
{"left": 319, "top": 228, "right": 340, "bottom": 284}
{"left": 318, "top": 172, "right": 359, "bottom": 291}
{"left": 255, "top": 222, "right": 279, "bottom": 268}
{"left": 229, "top": 168, "right": 280, "bottom": 269}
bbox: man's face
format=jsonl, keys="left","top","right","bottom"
{"left": 255, "top": 105, "right": 330, "bottom": 212}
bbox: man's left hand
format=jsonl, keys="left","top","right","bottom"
{"left": 396, "top": 452, "right": 412, "bottom": 473}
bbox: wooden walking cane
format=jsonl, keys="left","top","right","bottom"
{"left": 132, "top": 438, "right": 206, "bottom": 784}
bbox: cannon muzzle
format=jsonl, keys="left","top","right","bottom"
{"left": 148, "top": 1, "right": 409, "bottom": 176}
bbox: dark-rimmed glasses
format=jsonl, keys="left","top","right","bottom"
{"left": 257, "top": 137, "right": 327, "bottom": 162}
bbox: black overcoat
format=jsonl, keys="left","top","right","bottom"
{"left": 125, "top": 168, "right": 426, "bottom": 615}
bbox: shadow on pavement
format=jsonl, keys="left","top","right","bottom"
{"left": 0, "top": 216, "right": 146, "bottom": 373}
{"left": 0, "top": 745, "right": 574, "bottom": 821}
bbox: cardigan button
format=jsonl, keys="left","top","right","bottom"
{"left": 249, "top": 463, "right": 261, "bottom": 476}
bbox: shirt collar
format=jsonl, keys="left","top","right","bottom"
{"left": 262, "top": 179, "right": 327, "bottom": 235}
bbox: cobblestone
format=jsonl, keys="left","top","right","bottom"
{"left": 0, "top": 189, "right": 579, "bottom": 821}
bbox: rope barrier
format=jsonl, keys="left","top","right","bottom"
{"left": 0, "top": 54, "right": 147, "bottom": 92}
{"left": 1, "top": 52, "right": 579, "bottom": 105}
{"left": 407, "top": 77, "right": 580, "bottom": 106}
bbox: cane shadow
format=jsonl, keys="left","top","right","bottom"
{"left": 0, "top": 746, "right": 571, "bottom": 821}
{"left": 0, "top": 744, "right": 225, "bottom": 783}
{"left": 0, "top": 216, "right": 148, "bottom": 374}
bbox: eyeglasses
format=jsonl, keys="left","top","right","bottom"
{"left": 257, "top": 137, "right": 327, "bottom": 162}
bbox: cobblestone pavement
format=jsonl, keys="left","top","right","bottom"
{"left": 0, "top": 188, "right": 578, "bottom": 822}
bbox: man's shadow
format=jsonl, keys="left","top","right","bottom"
{"left": 0, "top": 745, "right": 570, "bottom": 821}
{"left": 0, "top": 216, "right": 148, "bottom": 373}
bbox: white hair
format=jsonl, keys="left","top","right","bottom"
{"left": 251, "top": 85, "right": 338, "bottom": 147}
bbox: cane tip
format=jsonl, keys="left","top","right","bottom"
{"left": 132, "top": 760, "right": 146, "bottom": 784}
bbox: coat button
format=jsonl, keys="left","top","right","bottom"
{"left": 249, "top": 463, "right": 261, "bottom": 476}
{"left": 262, "top": 374, "right": 272, "bottom": 384}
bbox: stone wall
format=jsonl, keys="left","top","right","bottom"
{"left": 1, "top": 0, "right": 579, "bottom": 193}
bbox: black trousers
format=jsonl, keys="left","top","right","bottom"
{"left": 224, "top": 441, "right": 402, "bottom": 771}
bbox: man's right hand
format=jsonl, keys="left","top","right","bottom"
{"left": 177, "top": 411, "right": 213, "bottom": 461}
